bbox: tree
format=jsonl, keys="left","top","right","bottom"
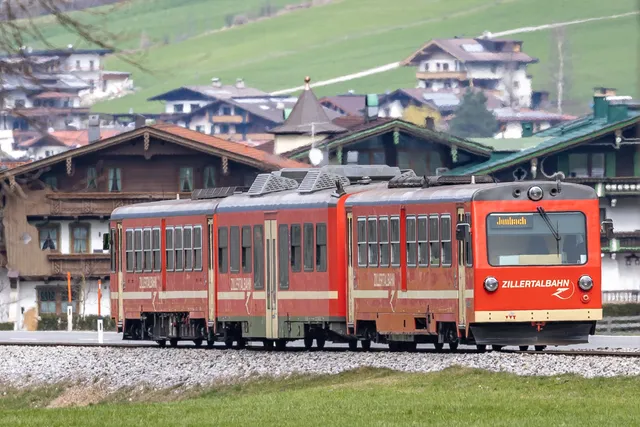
{"left": 448, "top": 90, "right": 499, "bottom": 138}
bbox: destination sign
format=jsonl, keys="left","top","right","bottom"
{"left": 489, "top": 214, "right": 534, "bottom": 229}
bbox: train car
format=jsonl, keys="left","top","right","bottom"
{"left": 345, "top": 173, "right": 603, "bottom": 351}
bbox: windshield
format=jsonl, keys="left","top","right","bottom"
{"left": 486, "top": 212, "right": 587, "bottom": 266}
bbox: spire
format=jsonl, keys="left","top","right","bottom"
{"left": 304, "top": 76, "right": 311, "bottom": 90}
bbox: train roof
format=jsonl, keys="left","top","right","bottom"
{"left": 111, "top": 198, "right": 222, "bottom": 220}
{"left": 345, "top": 180, "right": 596, "bottom": 206}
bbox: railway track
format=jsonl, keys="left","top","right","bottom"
{"left": 1, "top": 341, "right": 639, "bottom": 357}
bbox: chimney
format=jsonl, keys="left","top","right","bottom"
{"left": 88, "top": 114, "right": 100, "bottom": 143}
{"left": 593, "top": 87, "right": 616, "bottom": 119}
{"left": 134, "top": 114, "right": 146, "bottom": 129}
{"left": 365, "top": 94, "right": 379, "bottom": 121}
{"left": 521, "top": 122, "right": 533, "bottom": 137}
{"left": 235, "top": 78, "right": 245, "bottom": 89}
{"left": 211, "top": 77, "right": 222, "bottom": 88}
{"left": 606, "top": 96, "right": 632, "bottom": 123}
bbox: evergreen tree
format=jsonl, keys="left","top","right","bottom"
{"left": 449, "top": 90, "right": 499, "bottom": 138}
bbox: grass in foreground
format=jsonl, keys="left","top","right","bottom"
{"left": 1, "top": 367, "right": 640, "bottom": 426}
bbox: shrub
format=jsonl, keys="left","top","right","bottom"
{"left": 37, "top": 314, "right": 116, "bottom": 331}
{"left": 603, "top": 303, "right": 640, "bottom": 318}
{"left": 0, "top": 322, "right": 14, "bottom": 331}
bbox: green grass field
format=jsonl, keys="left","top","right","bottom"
{"left": 24, "top": 0, "right": 640, "bottom": 114}
{"left": 1, "top": 367, "right": 640, "bottom": 426}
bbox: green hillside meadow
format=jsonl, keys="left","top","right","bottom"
{"left": 32, "top": 0, "right": 640, "bottom": 114}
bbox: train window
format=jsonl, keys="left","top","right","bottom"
{"left": 357, "top": 217, "right": 367, "bottom": 267}
{"left": 367, "top": 217, "right": 378, "bottom": 267}
{"left": 278, "top": 224, "right": 289, "bottom": 289}
{"left": 165, "top": 228, "right": 174, "bottom": 271}
{"left": 143, "top": 228, "right": 152, "bottom": 272}
{"left": 253, "top": 225, "right": 264, "bottom": 289}
{"left": 193, "top": 226, "right": 202, "bottom": 271}
{"left": 441, "top": 215, "right": 452, "bottom": 267}
{"left": 406, "top": 216, "right": 416, "bottom": 268}
{"left": 218, "top": 227, "right": 228, "bottom": 273}
{"left": 429, "top": 215, "right": 440, "bottom": 266}
{"left": 184, "top": 226, "right": 193, "bottom": 271}
{"left": 464, "top": 213, "right": 473, "bottom": 267}
{"left": 152, "top": 228, "right": 161, "bottom": 272}
{"left": 303, "top": 223, "right": 314, "bottom": 272}
{"left": 390, "top": 216, "right": 400, "bottom": 267}
{"left": 110, "top": 228, "right": 117, "bottom": 273}
{"left": 417, "top": 216, "right": 428, "bottom": 267}
{"left": 134, "top": 229, "right": 143, "bottom": 272}
{"left": 291, "top": 224, "right": 301, "bottom": 272}
{"left": 230, "top": 226, "right": 240, "bottom": 273}
{"left": 125, "top": 229, "right": 134, "bottom": 272}
{"left": 175, "top": 227, "right": 184, "bottom": 271}
{"left": 379, "top": 217, "right": 389, "bottom": 267}
{"left": 242, "top": 226, "right": 252, "bottom": 273}
{"left": 316, "top": 223, "right": 327, "bottom": 272}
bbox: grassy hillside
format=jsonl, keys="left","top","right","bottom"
{"left": 38, "top": 0, "right": 637, "bottom": 114}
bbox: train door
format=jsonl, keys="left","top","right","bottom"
{"left": 264, "top": 219, "right": 279, "bottom": 339}
{"left": 456, "top": 207, "right": 466, "bottom": 330}
{"left": 207, "top": 218, "right": 216, "bottom": 331}
{"left": 346, "top": 212, "right": 355, "bottom": 332}
{"left": 116, "top": 223, "right": 124, "bottom": 327}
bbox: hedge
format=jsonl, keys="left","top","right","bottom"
{"left": 0, "top": 322, "right": 14, "bottom": 331}
{"left": 602, "top": 303, "right": 640, "bottom": 318}
{"left": 37, "top": 314, "right": 116, "bottom": 331}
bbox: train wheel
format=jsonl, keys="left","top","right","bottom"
{"left": 156, "top": 340, "right": 166, "bottom": 347}
{"left": 519, "top": 345, "right": 529, "bottom": 351}
{"left": 449, "top": 342, "right": 459, "bottom": 351}
{"left": 348, "top": 340, "right": 358, "bottom": 351}
{"left": 193, "top": 339, "right": 203, "bottom": 348}
{"left": 434, "top": 343, "right": 444, "bottom": 352}
{"left": 361, "top": 339, "right": 372, "bottom": 351}
{"left": 237, "top": 339, "right": 247, "bottom": 349}
{"left": 388, "top": 341, "right": 400, "bottom": 352}
{"left": 491, "top": 345, "right": 504, "bottom": 351}
{"left": 275, "top": 340, "right": 287, "bottom": 351}
{"left": 303, "top": 336, "right": 313, "bottom": 350}
{"left": 316, "top": 336, "right": 326, "bottom": 350}
{"left": 534, "top": 345, "right": 547, "bottom": 352}
{"left": 169, "top": 338, "right": 178, "bottom": 348}
{"left": 224, "top": 339, "right": 233, "bottom": 349}
{"left": 476, "top": 344, "right": 487, "bottom": 352}
{"left": 206, "top": 340, "right": 215, "bottom": 349}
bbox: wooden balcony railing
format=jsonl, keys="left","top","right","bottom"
{"left": 212, "top": 115, "right": 244, "bottom": 124}
{"left": 601, "top": 231, "right": 640, "bottom": 253}
{"left": 47, "top": 253, "right": 111, "bottom": 278}
{"left": 415, "top": 71, "right": 468, "bottom": 81}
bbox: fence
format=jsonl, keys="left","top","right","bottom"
{"left": 602, "top": 291, "right": 640, "bottom": 304}
{"left": 596, "top": 315, "right": 640, "bottom": 334}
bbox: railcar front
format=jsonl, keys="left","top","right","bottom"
{"left": 467, "top": 181, "right": 603, "bottom": 348}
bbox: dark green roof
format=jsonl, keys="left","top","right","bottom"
{"left": 447, "top": 111, "right": 640, "bottom": 175}
{"left": 470, "top": 137, "right": 548, "bottom": 153}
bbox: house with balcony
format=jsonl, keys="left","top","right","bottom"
{"left": 446, "top": 88, "right": 640, "bottom": 299}
{"left": 402, "top": 36, "right": 538, "bottom": 108}
{"left": 0, "top": 124, "right": 306, "bottom": 329}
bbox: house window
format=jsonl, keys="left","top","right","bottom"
{"left": 221, "top": 106, "right": 232, "bottom": 115}
{"left": 38, "top": 287, "right": 79, "bottom": 315}
{"left": 429, "top": 215, "right": 440, "bottom": 266}
{"left": 108, "top": 168, "right": 121, "bottom": 192}
{"left": 513, "top": 80, "right": 520, "bottom": 89}
{"left": 195, "top": 125, "right": 204, "bottom": 133}
{"left": 165, "top": 228, "right": 174, "bottom": 271}
{"left": 357, "top": 217, "right": 367, "bottom": 267}
{"left": 220, "top": 124, "right": 230, "bottom": 134}
{"left": 174, "top": 104, "right": 184, "bottom": 113}
{"left": 379, "top": 217, "right": 389, "bottom": 267}
{"left": 193, "top": 226, "right": 202, "bottom": 271}
{"left": 75, "top": 60, "right": 81, "bottom": 70}
{"left": 290, "top": 224, "right": 301, "bottom": 272}
{"left": 418, "top": 216, "right": 429, "bottom": 267}
{"left": 70, "top": 223, "right": 90, "bottom": 254}
{"left": 316, "top": 223, "right": 327, "bottom": 272}
{"left": 134, "top": 229, "right": 143, "bottom": 272}
{"left": 143, "top": 229, "right": 152, "bottom": 272}
{"left": 367, "top": 217, "right": 378, "bottom": 267}
{"left": 179, "top": 167, "right": 193, "bottom": 192}
{"left": 183, "top": 226, "right": 193, "bottom": 271}
{"left": 230, "top": 226, "right": 240, "bottom": 273}
{"left": 204, "top": 166, "right": 216, "bottom": 188}
{"left": 242, "top": 226, "right": 252, "bottom": 273}
{"left": 102, "top": 79, "right": 108, "bottom": 92}
{"left": 38, "top": 288, "right": 56, "bottom": 314}
{"left": 406, "top": 216, "right": 417, "bottom": 268}
{"left": 390, "top": 216, "right": 400, "bottom": 267}
{"left": 253, "top": 225, "right": 264, "bottom": 289}
{"left": 45, "top": 176, "right": 57, "bottom": 190}
{"left": 218, "top": 227, "right": 228, "bottom": 273}
{"left": 38, "top": 225, "right": 59, "bottom": 251}
{"left": 125, "top": 230, "right": 134, "bottom": 272}
{"left": 174, "top": 227, "right": 183, "bottom": 271}
{"left": 89, "top": 80, "right": 95, "bottom": 92}
{"left": 89, "top": 60, "right": 94, "bottom": 70}
{"left": 87, "top": 167, "right": 97, "bottom": 190}
{"left": 190, "top": 103, "right": 200, "bottom": 112}
{"left": 14, "top": 99, "right": 25, "bottom": 108}
{"left": 152, "top": 228, "right": 161, "bottom": 272}
{"left": 441, "top": 215, "right": 452, "bottom": 267}
{"left": 443, "top": 63, "right": 449, "bottom": 71}
{"left": 278, "top": 224, "right": 289, "bottom": 289}
{"left": 303, "top": 223, "right": 314, "bottom": 272}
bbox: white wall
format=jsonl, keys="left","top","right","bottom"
{"left": 378, "top": 100, "right": 404, "bottom": 119}
{"left": 3, "top": 90, "right": 32, "bottom": 109}
{"left": 63, "top": 53, "right": 102, "bottom": 72}
{"left": 418, "top": 51, "right": 458, "bottom": 72}
{"left": 601, "top": 198, "right": 640, "bottom": 233}
{"left": 165, "top": 100, "right": 209, "bottom": 114}
{"left": 29, "top": 145, "right": 69, "bottom": 160}
{"left": 188, "top": 114, "right": 212, "bottom": 134}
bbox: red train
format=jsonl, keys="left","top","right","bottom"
{"left": 108, "top": 164, "right": 604, "bottom": 351}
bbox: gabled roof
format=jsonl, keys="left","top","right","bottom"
{"left": 18, "top": 129, "right": 123, "bottom": 149}
{"left": 402, "top": 38, "right": 538, "bottom": 66}
{"left": 320, "top": 95, "right": 366, "bottom": 116}
{"left": 378, "top": 89, "right": 439, "bottom": 110}
{"left": 446, "top": 110, "right": 640, "bottom": 175}
{"left": 492, "top": 107, "right": 577, "bottom": 123}
{"left": 1, "top": 123, "right": 308, "bottom": 179}
{"left": 148, "top": 81, "right": 267, "bottom": 102}
{"left": 271, "top": 78, "right": 347, "bottom": 135}
{"left": 284, "top": 118, "right": 493, "bottom": 160}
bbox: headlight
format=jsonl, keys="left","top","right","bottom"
{"left": 528, "top": 186, "right": 543, "bottom": 201}
{"left": 484, "top": 276, "right": 499, "bottom": 292}
{"left": 578, "top": 275, "right": 593, "bottom": 291}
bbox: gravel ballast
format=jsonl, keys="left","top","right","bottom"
{"left": 2, "top": 346, "right": 640, "bottom": 390}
